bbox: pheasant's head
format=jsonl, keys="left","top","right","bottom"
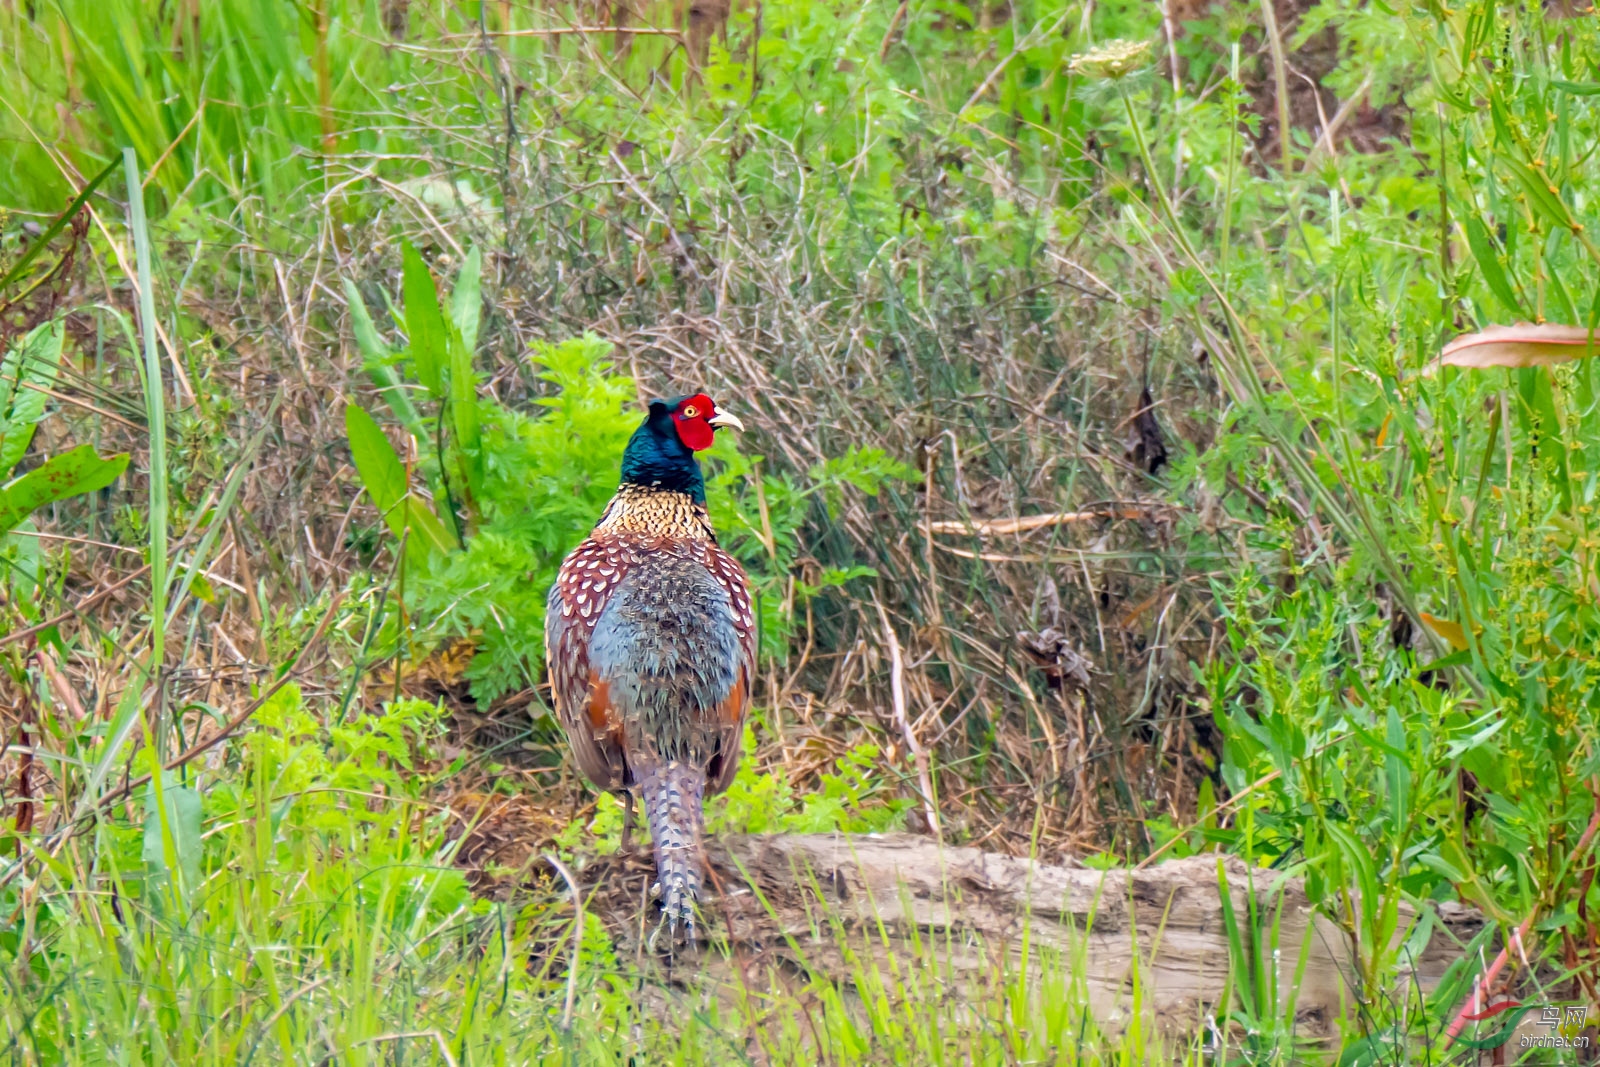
{"left": 618, "top": 393, "right": 744, "bottom": 501}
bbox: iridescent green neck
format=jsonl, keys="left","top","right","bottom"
{"left": 619, "top": 407, "right": 706, "bottom": 504}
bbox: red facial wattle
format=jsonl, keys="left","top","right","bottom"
{"left": 670, "top": 394, "right": 718, "bottom": 452}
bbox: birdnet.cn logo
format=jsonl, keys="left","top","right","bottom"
{"left": 1459, "top": 1001, "right": 1591, "bottom": 1051}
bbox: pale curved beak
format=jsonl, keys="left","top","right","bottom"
{"left": 708, "top": 409, "right": 745, "bottom": 432}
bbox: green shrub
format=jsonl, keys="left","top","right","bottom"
{"left": 558, "top": 722, "right": 911, "bottom": 855}
{"left": 344, "top": 250, "right": 904, "bottom": 703}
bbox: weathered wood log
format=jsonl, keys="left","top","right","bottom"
{"left": 579, "top": 832, "right": 1487, "bottom": 1045}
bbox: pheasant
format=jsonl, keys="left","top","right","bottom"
{"left": 545, "top": 393, "right": 754, "bottom": 938}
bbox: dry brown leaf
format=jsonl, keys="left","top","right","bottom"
{"left": 1419, "top": 612, "right": 1469, "bottom": 652}
{"left": 1436, "top": 323, "right": 1600, "bottom": 370}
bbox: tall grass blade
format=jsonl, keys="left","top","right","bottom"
{"left": 124, "top": 145, "right": 182, "bottom": 901}
{"left": 0, "top": 157, "right": 117, "bottom": 297}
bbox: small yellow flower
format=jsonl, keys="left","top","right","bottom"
{"left": 1068, "top": 38, "right": 1153, "bottom": 81}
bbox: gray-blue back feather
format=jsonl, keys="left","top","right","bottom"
{"left": 588, "top": 550, "right": 742, "bottom": 766}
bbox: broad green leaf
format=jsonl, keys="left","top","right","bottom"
{"left": 346, "top": 402, "right": 407, "bottom": 521}
{"left": 1439, "top": 838, "right": 1510, "bottom": 922}
{"left": 1197, "top": 777, "right": 1216, "bottom": 830}
{"left": 1489, "top": 95, "right": 1518, "bottom": 150}
{"left": 1375, "top": 890, "right": 1401, "bottom": 974}
{"left": 450, "top": 246, "right": 482, "bottom": 356}
{"left": 1416, "top": 648, "right": 1472, "bottom": 674}
{"left": 1325, "top": 822, "right": 1380, "bottom": 949}
{"left": 1214, "top": 860, "right": 1256, "bottom": 1015}
{"left": 1433, "top": 77, "right": 1475, "bottom": 113}
{"left": 343, "top": 278, "right": 425, "bottom": 440}
{"left": 345, "top": 279, "right": 458, "bottom": 541}
{"left": 447, "top": 327, "right": 481, "bottom": 505}
{"left": 1462, "top": 219, "right": 1523, "bottom": 318}
{"left": 398, "top": 497, "right": 458, "bottom": 558}
{"left": 1550, "top": 253, "right": 1579, "bottom": 324}
{"left": 3, "top": 518, "right": 41, "bottom": 609}
{"left": 445, "top": 248, "right": 483, "bottom": 511}
{"left": 0, "top": 444, "right": 128, "bottom": 533}
{"left": 143, "top": 776, "right": 203, "bottom": 899}
{"left": 1444, "top": 715, "right": 1507, "bottom": 760}
{"left": 344, "top": 404, "right": 457, "bottom": 561}
{"left": 0, "top": 321, "right": 66, "bottom": 476}
{"left": 77, "top": 681, "right": 144, "bottom": 810}
{"left": 1385, "top": 707, "right": 1409, "bottom": 830}
{"left": 1416, "top": 852, "right": 1466, "bottom": 883}
{"left": 1501, "top": 157, "right": 1574, "bottom": 231}
{"left": 401, "top": 241, "right": 446, "bottom": 398}
{"left": 1346, "top": 717, "right": 1409, "bottom": 762}
{"left": 344, "top": 278, "right": 391, "bottom": 365}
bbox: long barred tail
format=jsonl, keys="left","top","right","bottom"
{"left": 638, "top": 760, "right": 707, "bottom": 937}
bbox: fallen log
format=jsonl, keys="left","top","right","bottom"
{"left": 575, "top": 833, "right": 1486, "bottom": 1046}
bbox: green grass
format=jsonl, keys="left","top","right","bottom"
{"left": 0, "top": 686, "right": 1240, "bottom": 1065}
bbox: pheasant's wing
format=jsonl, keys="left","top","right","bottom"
{"left": 545, "top": 535, "right": 632, "bottom": 792}
{"left": 702, "top": 542, "right": 756, "bottom": 795}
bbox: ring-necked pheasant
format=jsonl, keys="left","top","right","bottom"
{"left": 545, "top": 393, "right": 754, "bottom": 938}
